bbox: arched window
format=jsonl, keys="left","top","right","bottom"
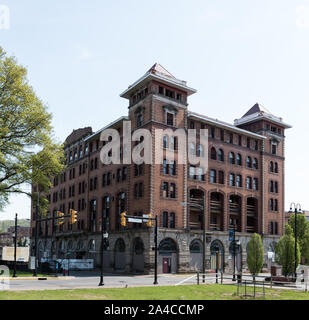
{"left": 246, "top": 156, "right": 252, "bottom": 168}
{"left": 170, "top": 212, "right": 175, "bottom": 228}
{"left": 162, "top": 211, "right": 168, "bottom": 228}
{"left": 236, "top": 154, "right": 242, "bottom": 166}
{"left": 190, "top": 240, "right": 202, "bottom": 253}
{"left": 274, "top": 162, "right": 278, "bottom": 173}
{"left": 229, "top": 173, "right": 235, "bottom": 187}
{"left": 270, "top": 161, "right": 274, "bottom": 173}
{"left": 211, "top": 147, "right": 217, "bottom": 160}
{"left": 115, "top": 238, "right": 126, "bottom": 252}
{"left": 218, "top": 149, "right": 224, "bottom": 162}
{"left": 229, "top": 152, "right": 235, "bottom": 165}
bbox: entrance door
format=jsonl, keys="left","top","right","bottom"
{"left": 163, "top": 258, "right": 171, "bottom": 273}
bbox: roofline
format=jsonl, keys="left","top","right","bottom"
{"left": 120, "top": 72, "right": 197, "bottom": 99}
{"left": 84, "top": 116, "right": 129, "bottom": 142}
{"left": 234, "top": 112, "right": 292, "bottom": 129}
{"left": 188, "top": 112, "right": 266, "bottom": 139}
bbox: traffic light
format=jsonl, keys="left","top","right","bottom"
{"left": 57, "top": 211, "right": 64, "bottom": 226}
{"left": 120, "top": 212, "right": 127, "bottom": 227}
{"left": 147, "top": 213, "right": 152, "bottom": 227}
{"left": 70, "top": 209, "right": 78, "bottom": 224}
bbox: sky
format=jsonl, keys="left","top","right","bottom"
{"left": 0, "top": 0, "right": 309, "bottom": 220}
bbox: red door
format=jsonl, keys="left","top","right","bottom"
{"left": 163, "top": 258, "right": 169, "bottom": 273}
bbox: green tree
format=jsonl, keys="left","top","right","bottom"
{"left": 275, "top": 233, "right": 300, "bottom": 277}
{"left": 0, "top": 47, "right": 64, "bottom": 211}
{"left": 246, "top": 233, "right": 264, "bottom": 278}
{"left": 287, "top": 213, "right": 309, "bottom": 259}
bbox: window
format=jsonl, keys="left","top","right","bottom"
{"left": 218, "top": 149, "right": 224, "bottom": 162}
{"left": 117, "top": 168, "right": 122, "bottom": 182}
{"left": 246, "top": 156, "right": 252, "bottom": 168}
{"left": 163, "top": 135, "right": 168, "bottom": 149}
{"left": 253, "top": 158, "right": 258, "bottom": 170}
{"left": 107, "top": 172, "right": 111, "bottom": 186}
{"left": 270, "top": 161, "right": 274, "bottom": 173}
{"left": 165, "top": 89, "right": 175, "bottom": 99}
{"left": 247, "top": 138, "right": 251, "bottom": 148}
{"left": 254, "top": 140, "right": 259, "bottom": 150}
{"left": 229, "top": 173, "right": 235, "bottom": 187}
{"left": 274, "top": 163, "right": 278, "bottom": 173}
{"left": 272, "top": 144, "right": 277, "bottom": 155}
{"left": 238, "top": 135, "right": 242, "bottom": 146}
{"left": 236, "top": 154, "right": 242, "bottom": 166}
{"left": 246, "top": 177, "right": 252, "bottom": 189}
{"left": 210, "top": 170, "right": 217, "bottom": 183}
{"left": 211, "top": 147, "right": 217, "bottom": 160}
{"left": 170, "top": 161, "right": 176, "bottom": 176}
{"left": 163, "top": 212, "right": 168, "bottom": 228}
{"left": 197, "top": 145, "right": 204, "bottom": 157}
{"left": 189, "top": 166, "right": 196, "bottom": 179}
{"left": 170, "top": 183, "right": 176, "bottom": 198}
{"left": 137, "top": 114, "right": 143, "bottom": 127}
{"left": 190, "top": 121, "right": 195, "bottom": 129}
{"left": 220, "top": 130, "right": 224, "bottom": 141}
{"left": 197, "top": 167, "right": 205, "bottom": 181}
{"left": 253, "top": 178, "right": 258, "bottom": 190}
{"left": 190, "top": 142, "right": 196, "bottom": 156}
{"left": 236, "top": 175, "right": 242, "bottom": 188}
{"left": 163, "top": 182, "right": 169, "bottom": 198}
{"left": 159, "top": 86, "right": 164, "bottom": 95}
{"left": 229, "top": 152, "right": 235, "bottom": 165}
{"left": 170, "top": 212, "right": 175, "bottom": 228}
{"left": 102, "top": 174, "right": 106, "bottom": 187}
{"left": 210, "top": 127, "right": 215, "bottom": 138}
{"left": 229, "top": 133, "right": 233, "bottom": 144}
{"left": 218, "top": 171, "right": 225, "bottom": 184}
{"left": 166, "top": 112, "right": 174, "bottom": 126}
{"left": 122, "top": 167, "right": 127, "bottom": 180}
{"left": 139, "top": 183, "right": 144, "bottom": 198}
{"left": 275, "top": 181, "right": 278, "bottom": 193}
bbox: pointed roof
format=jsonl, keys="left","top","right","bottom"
{"left": 147, "top": 63, "right": 176, "bottom": 79}
{"left": 234, "top": 103, "right": 292, "bottom": 129}
{"left": 242, "top": 103, "right": 272, "bottom": 118}
{"left": 120, "top": 63, "right": 197, "bottom": 99}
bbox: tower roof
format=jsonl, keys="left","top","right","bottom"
{"left": 234, "top": 103, "right": 292, "bottom": 129}
{"left": 241, "top": 103, "right": 272, "bottom": 118}
{"left": 120, "top": 63, "right": 197, "bottom": 99}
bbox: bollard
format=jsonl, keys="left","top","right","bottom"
{"left": 197, "top": 272, "right": 199, "bottom": 285}
{"left": 221, "top": 272, "right": 223, "bottom": 284}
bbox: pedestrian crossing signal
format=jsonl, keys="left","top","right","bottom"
{"left": 57, "top": 211, "right": 65, "bottom": 226}
{"left": 147, "top": 213, "right": 152, "bottom": 227}
{"left": 121, "top": 212, "right": 127, "bottom": 227}
{"left": 70, "top": 209, "right": 78, "bottom": 224}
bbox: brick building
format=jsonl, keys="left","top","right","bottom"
{"left": 31, "top": 64, "right": 291, "bottom": 273}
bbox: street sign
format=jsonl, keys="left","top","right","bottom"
{"left": 143, "top": 214, "right": 150, "bottom": 219}
{"left": 229, "top": 229, "right": 234, "bottom": 241}
{"left": 128, "top": 218, "right": 143, "bottom": 223}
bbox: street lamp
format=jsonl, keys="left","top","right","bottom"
{"left": 33, "top": 191, "right": 40, "bottom": 277}
{"left": 289, "top": 203, "right": 302, "bottom": 280}
{"left": 232, "top": 220, "right": 236, "bottom": 281}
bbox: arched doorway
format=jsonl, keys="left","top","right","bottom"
{"left": 190, "top": 239, "right": 203, "bottom": 271}
{"left": 114, "top": 238, "right": 126, "bottom": 271}
{"left": 158, "top": 238, "right": 178, "bottom": 273}
{"left": 210, "top": 240, "right": 224, "bottom": 272}
{"left": 132, "top": 238, "right": 144, "bottom": 273}
{"left": 229, "top": 241, "right": 242, "bottom": 273}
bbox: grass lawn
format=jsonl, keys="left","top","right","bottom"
{"left": 1, "top": 284, "right": 309, "bottom": 300}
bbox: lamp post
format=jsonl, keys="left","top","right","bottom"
{"left": 99, "top": 215, "right": 106, "bottom": 287}
{"left": 232, "top": 220, "right": 236, "bottom": 281}
{"left": 154, "top": 216, "right": 158, "bottom": 285}
{"left": 13, "top": 213, "right": 18, "bottom": 278}
{"left": 289, "top": 203, "right": 302, "bottom": 280}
